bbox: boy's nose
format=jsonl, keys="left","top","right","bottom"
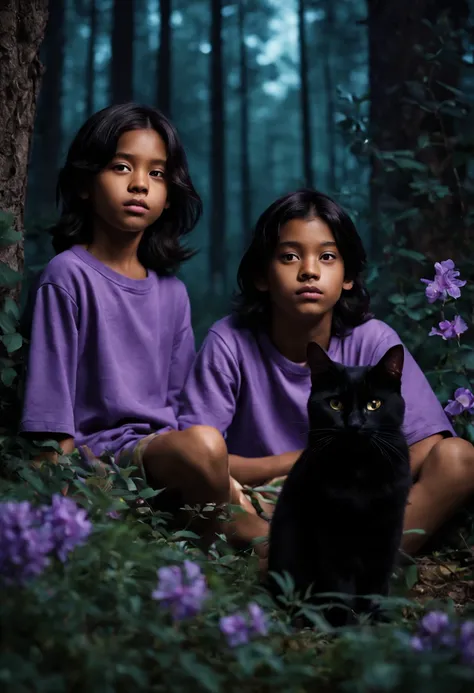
{"left": 299, "top": 265, "right": 320, "bottom": 280}
{"left": 128, "top": 176, "right": 148, "bottom": 193}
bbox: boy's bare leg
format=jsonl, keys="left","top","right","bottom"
{"left": 142, "top": 426, "right": 269, "bottom": 553}
{"left": 402, "top": 436, "right": 474, "bottom": 555}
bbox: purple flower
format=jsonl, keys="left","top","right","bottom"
{"left": 429, "top": 315, "right": 468, "bottom": 340}
{"left": 460, "top": 621, "right": 474, "bottom": 665}
{"left": 41, "top": 495, "right": 92, "bottom": 562}
{"left": 220, "top": 613, "right": 249, "bottom": 647}
{"left": 248, "top": 602, "right": 268, "bottom": 636}
{"left": 420, "top": 611, "right": 451, "bottom": 636}
{"left": 410, "top": 635, "right": 428, "bottom": 652}
{"left": 152, "top": 560, "right": 209, "bottom": 621}
{"left": 0, "top": 501, "right": 53, "bottom": 584}
{"left": 444, "top": 388, "right": 474, "bottom": 417}
{"left": 220, "top": 602, "right": 269, "bottom": 648}
{"left": 421, "top": 260, "right": 466, "bottom": 303}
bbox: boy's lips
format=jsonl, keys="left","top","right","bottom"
{"left": 295, "top": 285, "right": 324, "bottom": 301}
{"left": 296, "top": 285, "right": 323, "bottom": 295}
{"left": 123, "top": 199, "right": 149, "bottom": 214}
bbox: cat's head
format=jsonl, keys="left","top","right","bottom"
{"left": 306, "top": 342, "right": 406, "bottom": 438}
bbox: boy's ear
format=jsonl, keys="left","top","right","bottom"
{"left": 342, "top": 278, "right": 354, "bottom": 291}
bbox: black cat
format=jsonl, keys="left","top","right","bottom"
{"left": 267, "top": 342, "right": 412, "bottom": 627}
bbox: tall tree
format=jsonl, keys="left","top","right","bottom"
{"left": 238, "top": 0, "right": 251, "bottom": 247}
{"left": 157, "top": 0, "right": 172, "bottom": 115}
{"left": 368, "top": 0, "right": 469, "bottom": 257}
{"left": 0, "top": 0, "right": 49, "bottom": 296}
{"left": 297, "top": 0, "right": 313, "bottom": 187}
{"left": 209, "top": 0, "right": 226, "bottom": 292}
{"left": 27, "top": 0, "right": 65, "bottom": 218}
{"left": 111, "top": 0, "right": 135, "bottom": 104}
{"left": 86, "top": 0, "right": 98, "bottom": 117}
{"left": 323, "top": 0, "right": 336, "bottom": 192}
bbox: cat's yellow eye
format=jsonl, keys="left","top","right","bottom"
{"left": 329, "top": 398, "right": 343, "bottom": 411}
{"left": 366, "top": 399, "right": 382, "bottom": 411}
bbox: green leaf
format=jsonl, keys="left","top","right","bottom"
{"left": 3, "top": 297, "right": 19, "bottom": 320}
{"left": 388, "top": 294, "right": 405, "bottom": 305}
{"left": 169, "top": 530, "right": 200, "bottom": 541}
{"left": 0, "top": 261, "right": 21, "bottom": 287}
{"left": 138, "top": 487, "right": 163, "bottom": 499}
{"left": 0, "top": 366, "right": 17, "bottom": 386}
{"left": 396, "top": 248, "right": 426, "bottom": 263}
{"left": 0, "top": 226, "right": 21, "bottom": 248}
{"left": 1, "top": 332, "right": 22, "bottom": 353}
{"left": 404, "top": 564, "right": 419, "bottom": 589}
{"left": 0, "top": 309, "right": 17, "bottom": 334}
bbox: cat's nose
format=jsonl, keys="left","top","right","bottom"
{"left": 347, "top": 413, "right": 363, "bottom": 431}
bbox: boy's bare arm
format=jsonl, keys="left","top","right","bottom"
{"left": 228, "top": 449, "right": 303, "bottom": 487}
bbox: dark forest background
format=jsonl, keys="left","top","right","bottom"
{"left": 24, "top": 0, "right": 474, "bottom": 343}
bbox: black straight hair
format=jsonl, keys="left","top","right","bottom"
{"left": 50, "top": 102, "right": 202, "bottom": 275}
{"left": 234, "top": 189, "right": 372, "bottom": 336}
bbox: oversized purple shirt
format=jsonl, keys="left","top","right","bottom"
{"left": 20, "top": 245, "right": 195, "bottom": 456}
{"left": 178, "top": 316, "right": 455, "bottom": 456}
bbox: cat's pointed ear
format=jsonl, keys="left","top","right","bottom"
{"left": 307, "top": 341, "right": 334, "bottom": 377}
{"left": 374, "top": 344, "right": 404, "bottom": 381}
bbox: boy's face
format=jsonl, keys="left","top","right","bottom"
{"left": 256, "top": 217, "right": 353, "bottom": 324}
{"left": 86, "top": 128, "right": 169, "bottom": 235}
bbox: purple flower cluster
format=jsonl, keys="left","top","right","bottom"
{"left": 429, "top": 315, "right": 468, "bottom": 341}
{"left": 42, "top": 495, "right": 92, "bottom": 562}
{"left": 151, "top": 561, "right": 269, "bottom": 646}
{"left": 219, "top": 602, "right": 268, "bottom": 647}
{"left": 445, "top": 388, "right": 474, "bottom": 417}
{"left": 152, "top": 560, "right": 209, "bottom": 621}
{"left": 0, "top": 496, "right": 92, "bottom": 584}
{"left": 420, "top": 259, "right": 472, "bottom": 418}
{"left": 411, "top": 611, "right": 474, "bottom": 665}
{"left": 421, "top": 260, "right": 466, "bottom": 303}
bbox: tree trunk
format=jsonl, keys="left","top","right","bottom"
{"left": 368, "top": 0, "right": 469, "bottom": 258}
{"left": 111, "top": 0, "right": 135, "bottom": 104}
{"left": 323, "top": 0, "right": 336, "bottom": 193}
{"left": 209, "top": 0, "right": 226, "bottom": 292}
{"left": 238, "top": 0, "right": 251, "bottom": 248}
{"left": 86, "top": 0, "right": 97, "bottom": 117}
{"left": 157, "top": 0, "right": 172, "bottom": 115}
{"left": 27, "top": 0, "right": 65, "bottom": 219}
{"left": 297, "top": 0, "right": 313, "bottom": 188}
{"left": 0, "top": 0, "right": 49, "bottom": 299}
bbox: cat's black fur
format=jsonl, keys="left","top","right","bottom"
{"left": 267, "top": 342, "right": 412, "bottom": 627}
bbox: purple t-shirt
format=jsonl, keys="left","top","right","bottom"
{"left": 20, "top": 245, "right": 195, "bottom": 456}
{"left": 178, "top": 315, "right": 455, "bottom": 456}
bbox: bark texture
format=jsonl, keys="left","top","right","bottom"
{"left": 0, "top": 0, "right": 49, "bottom": 297}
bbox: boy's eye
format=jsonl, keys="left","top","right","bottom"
{"left": 366, "top": 399, "right": 382, "bottom": 411}
{"left": 281, "top": 253, "right": 298, "bottom": 262}
{"left": 150, "top": 170, "right": 165, "bottom": 178}
{"left": 321, "top": 252, "right": 337, "bottom": 261}
{"left": 113, "top": 164, "right": 130, "bottom": 172}
{"left": 329, "top": 398, "right": 343, "bottom": 411}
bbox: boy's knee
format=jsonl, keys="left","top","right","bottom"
{"left": 183, "top": 425, "right": 229, "bottom": 497}
{"left": 426, "top": 437, "right": 474, "bottom": 489}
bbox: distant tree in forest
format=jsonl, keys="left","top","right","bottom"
{"left": 0, "top": 0, "right": 49, "bottom": 298}
{"left": 209, "top": 0, "right": 226, "bottom": 292}
{"left": 298, "top": 0, "right": 314, "bottom": 187}
{"left": 158, "top": 0, "right": 172, "bottom": 115}
{"left": 86, "top": 0, "right": 98, "bottom": 117}
{"left": 111, "top": 0, "right": 135, "bottom": 103}
{"left": 28, "top": 0, "right": 65, "bottom": 218}
{"left": 238, "top": 0, "right": 251, "bottom": 247}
